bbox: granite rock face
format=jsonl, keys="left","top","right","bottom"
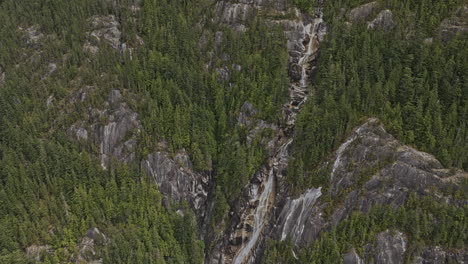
{"left": 275, "top": 188, "right": 322, "bottom": 247}
{"left": 343, "top": 248, "right": 364, "bottom": 264}
{"left": 142, "top": 150, "right": 209, "bottom": 216}
{"left": 25, "top": 245, "right": 53, "bottom": 263}
{"left": 365, "top": 230, "right": 407, "bottom": 264}
{"left": 68, "top": 89, "right": 141, "bottom": 169}
{"left": 272, "top": 118, "right": 467, "bottom": 251}
{"left": 367, "top": 10, "right": 395, "bottom": 31}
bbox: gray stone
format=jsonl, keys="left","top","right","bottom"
{"left": 414, "top": 246, "right": 467, "bottom": 264}
{"left": 73, "top": 227, "right": 108, "bottom": 264}
{"left": 438, "top": 6, "right": 468, "bottom": 41}
{"left": 344, "top": 248, "right": 364, "bottom": 264}
{"left": 26, "top": 245, "right": 53, "bottom": 263}
{"left": 367, "top": 10, "right": 395, "bottom": 31}
{"left": 68, "top": 89, "right": 141, "bottom": 169}
{"left": 84, "top": 15, "right": 122, "bottom": 53}
{"left": 0, "top": 66, "right": 4, "bottom": 85}
{"left": 237, "top": 101, "right": 259, "bottom": 126}
{"left": 270, "top": 118, "right": 466, "bottom": 253}
{"left": 142, "top": 151, "right": 209, "bottom": 215}
{"left": 348, "top": 2, "right": 380, "bottom": 22}
{"left": 370, "top": 230, "right": 407, "bottom": 264}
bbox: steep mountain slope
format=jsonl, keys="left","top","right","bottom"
{"left": 0, "top": 0, "right": 467, "bottom": 263}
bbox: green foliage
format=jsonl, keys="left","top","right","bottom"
{"left": 263, "top": 195, "right": 468, "bottom": 263}
{"left": 0, "top": 0, "right": 205, "bottom": 262}
{"left": 290, "top": 6, "right": 468, "bottom": 192}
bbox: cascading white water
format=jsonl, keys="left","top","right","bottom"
{"left": 330, "top": 136, "right": 356, "bottom": 180}
{"left": 233, "top": 139, "right": 293, "bottom": 264}
{"left": 228, "top": 10, "right": 325, "bottom": 264}
{"left": 280, "top": 188, "right": 322, "bottom": 244}
{"left": 330, "top": 126, "right": 364, "bottom": 180}
{"left": 298, "top": 17, "right": 323, "bottom": 88}
{"left": 233, "top": 169, "right": 274, "bottom": 264}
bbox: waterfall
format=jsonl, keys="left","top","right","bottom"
{"left": 330, "top": 126, "right": 364, "bottom": 180}
{"left": 298, "top": 17, "right": 323, "bottom": 88}
{"left": 233, "top": 169, "right": 275, "bottom": 264}
{"left": 226, "top": 9, "right": 326, "bottom": 264}
{"left": 279, "top": 188, "right": 322, "bottom": 245}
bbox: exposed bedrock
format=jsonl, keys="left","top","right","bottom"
{"left": 272, "top": 118, "right": 467, "bottom": 251}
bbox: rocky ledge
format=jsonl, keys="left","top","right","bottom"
{"left": 272, "top": 118, "right": 467, "bottom": 253}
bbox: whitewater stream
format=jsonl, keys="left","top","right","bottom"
{"left": 231, "top": 13, "right": 325, "bottom": 264}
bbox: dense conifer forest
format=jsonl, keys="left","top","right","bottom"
{"left": 0, "top": 0, "right": 466, "bottom": 263}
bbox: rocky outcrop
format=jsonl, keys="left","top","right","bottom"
{"left": 214, "top": 0, "right": 289, "bottom": 30}
{"left": 72, "top": 227, "right": 109, "bottom": 264}
{"left": 364, "top": 230, "right": 407, "bottom": 264}
{"left": 438, "top": 5, "right": 468, "bottom": 41}
{"left": 237, "top": 101, "right": 278, "bottom": 153}
{"left": 67, "top": 87, "right": 210, "bottom": 216}
{"left": 0, "top": 65, "right": 5, "bottom": 85}
{"left": 343, "top": 248, "right": 364, "bottom": 264}
{"left": 19, "top": 25, "right": 44, "bottom": 47}
{"left": 142, "top": 150, "right": 209, "bottom": 216}
{"left": 275, "top": 188, "right": 322, "bottom": 246}
{"left": 272, "top": 118, "right": 467, "bottom": 250}
{"left": 84, "top": 15, "right": 123, "bottom": 54}
{"left": 25, "top": 228, "right": 108, "bottom": 264}
{"left": 414, "top": 246, "right": 467, "bottom": 264}
{"left": 367, "top": 10, "right": 395, "bottom": 31}
{"left": 26, "top": 245, "right": 53, "bottom": 263}
{"left": 68, "top": 89, "right": 141, "bottom": 169}
{"left": 347, "top": 2, "right": 395, "bottom": 31}
{"left": 348, "top": 1, "right": 380, "bottom": 22}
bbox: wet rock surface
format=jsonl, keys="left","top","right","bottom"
{"left": 275, "top": 188, "right": 322, "bottom": 246}
{"left": 206, "top": 3, "right": 326, "bottom": 263}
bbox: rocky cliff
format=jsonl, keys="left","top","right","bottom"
{"left": 272, "top": 118, "right": 466, "bottom": 249}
